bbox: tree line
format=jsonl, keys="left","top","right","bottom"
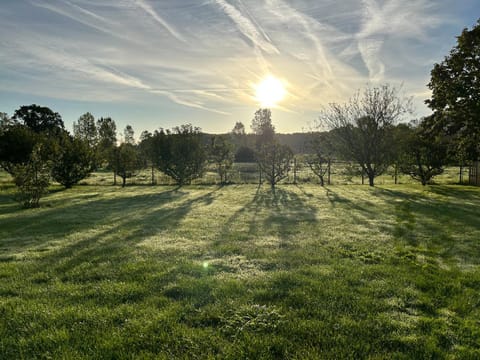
{"left": 0, "top": 19, "right": 478, "bottom": 207}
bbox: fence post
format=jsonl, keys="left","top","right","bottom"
{"left": 327, "top": 159, "right": 331, "bottom": 185}
{"left": 293, "top": 157, "right": 297, "bottom": 184}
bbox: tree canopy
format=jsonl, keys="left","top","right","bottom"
{"left": 425, "top": 19, "right": 480, "bottom": 162}
{"left": 13, "top": 104, "right": 64, "bottom": 135}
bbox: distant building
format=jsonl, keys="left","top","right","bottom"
{"left": 469, "top": 161, "right": 479, "bottom": 186}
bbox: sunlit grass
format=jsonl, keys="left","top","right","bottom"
{"left": 0, "top": 172, "right": 479, "bottom": 358}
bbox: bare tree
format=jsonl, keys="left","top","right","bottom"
{"left": 256, "top": 141, "right": 293, "bottom": 189}
{"left": 317, "top": 84, "right": 412, "bottom": 186}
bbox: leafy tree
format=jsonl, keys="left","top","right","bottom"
{"left": 0, "top": 112, "right": 14, "bottom": 135}
{"left": 0, "top": 124, "right": 37, "bottom": 174}
{"left": 155, "top": 124, "right": 207, "bottom": 185}
{"left": 12, "top": 144, "right": 51, "bottom": 208}
{"left": 139, "top": 130, "right": 157, "bottom": 185}
{"left": 73, "top": 112, "right": 98, "bottom": 148}
{"left": 97, "top": 117, "right": 117, "bottom": 160}
{"left": 234, "top": 146, "right": 256, "bottom": 163}
{"left": 112, "top": 143, "right": 139, "bottom": 187}
{"left": 124, "top": 124, "right": 135, "bottom": 145}
{"left": 256, "top": 141, "right": 293, "bottom": 189}
{"left": 399, "top": 122, "right": 447, "bottom": 186}
{"left": 251, "top": 108, "right": 275, "bottom": 148}
{"left": 96, "top": 117, "right": 118, "bottom": 183}
{"left": 51, "top": 134, "right": 95, "bottom": 188}
{"left": 425, "top": 19, "right": 480, "bottom": 163}
{"left": 210, "top": 135, "right": 234, "bottom": 184}
{"left": 13, "top": 104, "right": 64, "bottom": 136}
{"left": 318, "top": 84, "right": 412, "bottom": 186}
{"left": 232, "top": 121, "right": 246, "bottom": 136}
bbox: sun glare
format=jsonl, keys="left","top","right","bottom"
{"left": 255, "top": 75, "right": 286, "bottom": 107}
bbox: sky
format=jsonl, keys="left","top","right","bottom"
{"left": 0, "top": 0, "right": 478, "bottom": 135}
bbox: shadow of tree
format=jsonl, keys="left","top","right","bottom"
{"left": 373, "top": 186, "right": 480, "bottom": 263}
{"left": 0, "top": 187, "right": 221, "bottom": 272}
{"left": 214, "top": 185, "right": 318, "bottom": 255}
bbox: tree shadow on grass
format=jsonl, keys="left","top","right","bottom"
{"left": 214, "top": 185, "right": 318, "bottom": 255}
{"left": 0, "top": 187, "right": 217, "bottom": 262}
{"left": 374, "top": 186, "right": 480, "bottom": 264}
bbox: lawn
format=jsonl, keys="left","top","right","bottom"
{"left": 0, "top": 174, "right": 479, "bottom": 358}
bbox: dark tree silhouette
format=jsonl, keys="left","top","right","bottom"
{"left": 426, "top": 19, "right": 480, "bottom": 163}
{"left": 124, "top": 125, "right": 135, "bottom": 145}
{"left": 0, "top": 124, "right": 37, "bottom": 174}
{"left": 13, "top": 104, "right": 64, "bottom": 135}
{"left": 251, "top": 108, "right": 275, "bottom": 148}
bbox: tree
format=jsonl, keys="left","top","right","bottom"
{"left": 251, "top": 108, "right": 275, "bottom": 148}
{"left": 399, "top": 122, "right": 447, "bottom": 186}
{"left": 0, "top": 112, "right": 14, "bottom": 135}
{"left": 51, "top": 134, "right": 95, "bottom": 188}
{"left": 12, "top": 144, "right": 51, "bottom": 208}
{"left": 210, "top": 135, "right": 234, "bottom": 184}
{"left": 154, "top": 124, "right": 207, "bottom": 185}
{"left": 234, "top": 146, "right": 256, "bottom": 162}
{"left": 97, "top": 117, "right": 117, "bottom": 159}
{"left": 13, "top": 104, "right": 64, "bottom": 136}
{"left": 139, "top": 130, "right": 157, "bottom": 185}
{"left": 124, "top": 124, "right": 135, "bottom": 145}
{"left": 112, "top": 143, "right": 139, "bottom": 187}
{"left": 305, "top": 132, "right": 334, "bottom": 186}
{"left": 256, "top": 141, "right": 293, "bottom": 189}
{"left": 232, "top": 121, "right": 246, "bottom": 136}
{"left": 73, "top": 112, "right": 98, "bottom": 148}
{"left": 426, "top": 19, "right": 480, "bottom": 163}
{"left": 318, "top": 84, "right": 412, "bottom": 186}
{"left": 96, "top": 117, "right": 118, "bottom": 183}
{"left": 0, "top": 124, "right": 37, "bottom": 174}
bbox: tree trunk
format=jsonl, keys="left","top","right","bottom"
{"left": 151, "top": 165, "right": 155, "bottom": 185}
{"left": 293, "top": 157, "right": 297, "bottom": 184}
{"left": 327, "top": 160, "right": 331, "bottom": 185}
{"left": 368, "top": 173, "right": 375, "bottom": 187}
{"left": 320, "top": 176, "right": 324, "bottom": 187}
{"left": 122, "top": 176, "right": 126, "bottom": 187}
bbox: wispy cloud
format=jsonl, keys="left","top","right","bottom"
{"left": 1, "top": 0, "right": 474, "bottom": 132}
{"left": 151, "top": 90, "right": 230, "bottom": 115}
{"left": 30, "top": 0, "right": 122, "bottom": 40}
{"left": 357, "top": 0, "right": 442, "bottom": 81}
{"left": 133, "top": 0, "right": 186, "bottom": 42}
{"left": 213, "top": 0, "right": 278, "bottom": 55}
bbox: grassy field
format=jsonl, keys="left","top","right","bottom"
{"left": 1, "top": 172, "right": 479, "bottom": 358}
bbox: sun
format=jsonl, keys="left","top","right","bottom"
{"left": 255, "top": 75, "right": 286, "bottom": 107}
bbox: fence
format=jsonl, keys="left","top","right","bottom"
{"left": 82, "top": 160, "right": 469, "bottom": 187}
{"left": 469, "top": 162, "right": 479, "bottom": 186}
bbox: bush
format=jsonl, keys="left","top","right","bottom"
{"left": 12, "top": 146, "right": 50, "bottom": 208}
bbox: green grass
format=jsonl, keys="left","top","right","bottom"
{"left": 1, "top": 172, "right": 479, "bottom": 358}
